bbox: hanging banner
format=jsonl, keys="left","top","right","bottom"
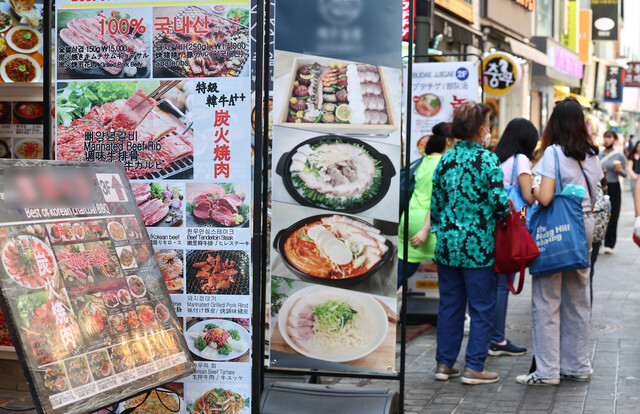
{"left": 604, "top": 66, "right": 624, "bottom": 103}
{"left": 406, "top": 61, "right": 479, "bottom": 162}
{"left": 269, "top": 0, "right": 402, "bottom": 376}
{"left": 402, "top": 0, "right": 414, "bottom": 42}
{"left": 626, "top": 62, "right": 640, "bottom": 89}
{"left": 0, "top": 160, "right": 194, "bottom": 414}
{"left": 54, "top": 1, "right": 254, "bottom": 412}
{"left": 481, "top": 52, "right": 522, "bottom": 98}
{"left": 591, "top": 0, "right": 618, "bottom": 41}
{"left": 579, "top": 9, "right": 592, "bottom": 64}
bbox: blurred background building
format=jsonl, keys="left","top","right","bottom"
{"left": 404, "top": 0, "right": 639, "bottom": 143}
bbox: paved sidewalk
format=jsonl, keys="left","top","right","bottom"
{"left": 333, "top": 190, "right": 640, "bottom": 413}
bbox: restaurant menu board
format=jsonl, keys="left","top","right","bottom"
{"left": 0, "top": 0, "right": 43, "bottom": 83}
{"left": 268, "top": 0, "right": 402, "bottom": 375}
{"left": 0, "top": 101, "right": 44, "bottom": 159}
{"left": 54, "top": 1, "right": 254, "bottom": 412}
{"left": 405, "top": 61, "right": 479, "bottom": 163}
{"left": 0, "top": 160, "right": 194, "bottom": 414}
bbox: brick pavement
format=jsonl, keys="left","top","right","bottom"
{"left": 331, "top": 189, "right": 640, "bottom": 413}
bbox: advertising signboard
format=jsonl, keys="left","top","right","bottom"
{"left": 579, "top": 9, "right": 592, "bottom": 64}
{"left": 269, "top": 0, "right": 401, "bottom": 375}
{"left": 591, "top": 0, "right": 618, "bottom": 41}
{"left": 626, "top": 62, "right": 640, "bottom": 89}
{"left": 406, "top": 61, "right": 479, "bottom": 162}
{"left": 0, "top": 160, "right": 194, "bottom": 414}
{"left": 604, "top": 66, "right": 624, "bottom": 103}
{"left": 54, "top": 0, "right": 254, "bottom": 412}
{"left": 481, "top": 52, "right": 522, "bottom": 98}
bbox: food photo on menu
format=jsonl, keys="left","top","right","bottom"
{"left": 185, "top": 383, "right": 250, "bottom": 414}
{"left": 152, "top": 5, "right": 250, "bottom": 78}
{"left": 131, "top": 182, "right": 184, "bottom": 226}
{"left": 185, "top": 317, "right": 250, "bottom": 362}
{"left": 268, "top": 278, "right": 396, "bottom": 374}
{"left": 56, "top": 80, "right": 196, "bottom": 180}
{"left": 273, "top": 50, "right": 401, "bottom": 136}
{"left": 0, "top": 0, "right": 44, "bottom": 83}
{"left": 273, "top": 129, "right": 399, "bottom": 218}
{"left": 270, "top": 201, "right": 398, "bottom": 299}
{"left": 185, "top": 250, "right": 249, "bottom": 296}
{"left": 56, "top": 7, "right": 151, "bottom": 80}
{"left": 185, "top": 182, "right": 249, "bottom": 228}
{"left": 0, "top": 101, "right": 45, "bottom": 160}
{"left": 155, "top": 248, "right": 184, "bottom": 294}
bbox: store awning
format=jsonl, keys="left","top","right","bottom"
{"left": 508, "top": 38, "right": 549, "bottom": 66}
{"left": 433, "top": 10, "right": 483, "bottom": 49}
{"left": 554, "top": 86, "right": 591, "bottom": 108}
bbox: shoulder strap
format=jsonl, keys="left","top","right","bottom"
{"left": 579, "top": 161, "right": 594, "bottom": 212}
{"left": 600, "top": 151, "right": 617, "bottom": 165}
{"left": 510, "top": 154, "right": 519, "bottom": 186}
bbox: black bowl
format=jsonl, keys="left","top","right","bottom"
{"left": 275, "top": 135, "right": 396, "bottom": 214}
{"left": 273, "top": 214, "right": 394, "bottom": 287}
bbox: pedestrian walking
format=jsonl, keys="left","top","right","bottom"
{"left": 627, "top": 140, "right": 640, "bottom": 194}
{"left": 517, "top": 98, "right": 602, "bottom": 386}
{"left": 431, "top": 103, "right": 509, "bottom": 385}
{"left": 490, "top": 118, "right": 538, "bottom": 356}
{"left": 599, "top": 130, "right": 627, "bottom": 254}
{"left": 397, "top": 124, "right": 455, "bottom": 287}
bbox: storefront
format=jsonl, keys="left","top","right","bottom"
{"left": 480, "top": 0, "right": 543, "bottom": 140}
{"left": 531, "top": 37, "right": 585, "bottom": 133}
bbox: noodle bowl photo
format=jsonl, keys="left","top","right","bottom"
{"left": 277, "top": 286, "right": 388, "bottom": 362}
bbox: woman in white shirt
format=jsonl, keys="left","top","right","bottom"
{"left": 491, "top": 118, "right": 539, "bottom": 357}
{"left": 517, "top": 98, "right": 603, "bottom": 386}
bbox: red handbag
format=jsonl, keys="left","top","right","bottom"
{"left": 494, "top": 200, "right": 540, "bottom": 294}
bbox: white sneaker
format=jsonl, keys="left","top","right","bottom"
{"left": 516, "top": 373, "right": 560, "bottom": 386}
{"left": 603, "top": 247, "right": 614, "bottom": 254}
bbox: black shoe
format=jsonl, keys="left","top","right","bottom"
{"left": 489, "top": 339, "right": 527, "bottom": 356}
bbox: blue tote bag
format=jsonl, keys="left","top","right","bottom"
{"left": 505, "top": 154, "right": 528, "bottom": 211}
{"left": 527, "top": 147, "right": 589, "bottom": 276}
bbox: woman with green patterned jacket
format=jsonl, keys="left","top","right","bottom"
{"left": 430, "top": 103, "right": 510, "bottom": 385}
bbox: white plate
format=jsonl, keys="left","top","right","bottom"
{"left": 6, "top": 26, "right": 42, "bottom": 53}
{"left": 0, "top": 54, "right": 41, "bottom": 82}
{"left": 277, "top": 285, "right": 388, "bottom": 362}
{"left": 186, "top": 319, "right": 250, "bottom": 361}
{"left": 0, "top": 12, "right": 12, "bottom": 33}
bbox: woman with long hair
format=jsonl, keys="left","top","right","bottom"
{"left": 517, "top": 98, "right": 603, "bottom": 386}
{"left": 397, "top": 123, "right": 455, "bottom": 286}
{"left": 599, "top": 129, "right": 627, "bottom": 254}
{"left": 626, "top": 140, "right": 640, "bottom": 194}
{"left": 490, "top": 118, "right": 539, "bottom": 357}
{"left": 431, "top": 103, "right": 509, "bottom": 385}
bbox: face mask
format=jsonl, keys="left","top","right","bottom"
{"left": 482, "top": 127, "right": 491, "bottom": 147}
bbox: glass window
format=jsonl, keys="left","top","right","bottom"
{"left": 535, "top": 0, "right": 553, "bottom": 37}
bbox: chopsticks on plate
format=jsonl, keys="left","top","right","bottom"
{"left": 131, "top": 80, "right": 181, "bottom": 110}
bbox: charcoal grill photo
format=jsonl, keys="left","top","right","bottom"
{"left": 185, "top": 250, "right": 249, "bottom": 295}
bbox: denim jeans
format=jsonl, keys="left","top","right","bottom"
{"left": 436, "top": 263, "right": 496, "bottom": 372}
{"left": 491, "top": 273, "right": 513, "bottom": 343}
{"left": 397, "top": 259, "right": 421, "bottom": 288}
{"left": 531, "top": 214, "right": 594, "bottom": 378}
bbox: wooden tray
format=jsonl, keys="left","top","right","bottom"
{"left": 277, "top": 56, "right": 398, "bottom": 136}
